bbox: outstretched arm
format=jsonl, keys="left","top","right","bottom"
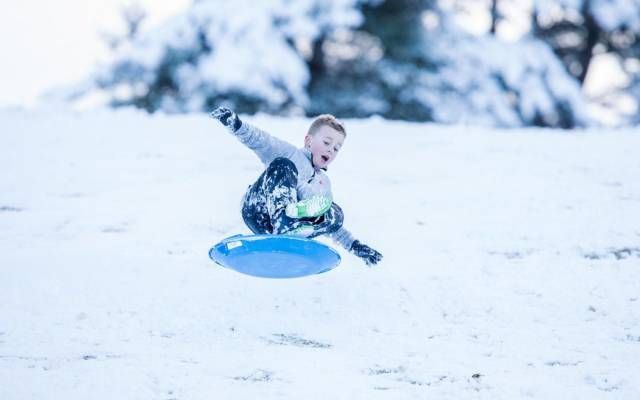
{"left": 210, "top": 106, "right": 296, "bottom": 163}
{"left": 329, "top": 227, "right": 383, "bottom": 267}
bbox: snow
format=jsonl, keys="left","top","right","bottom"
{"left": 590, "top": 0, "right": 640, "bottom": 31}
{"left": 535, "top": 0, "right": 640, "bottom": 31}
{"left": 1, "top": 108, "right": 640, "bottom": 399}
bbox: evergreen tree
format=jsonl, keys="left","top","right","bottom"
{"left": 76, "top": 0, "right": 591, "bottom": 127}
{"left": 532, "top": 0, "right": 640, "bottom": 123}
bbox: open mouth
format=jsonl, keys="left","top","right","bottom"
{"left": 321, "top": 155, "right": 329, "bottom": 163}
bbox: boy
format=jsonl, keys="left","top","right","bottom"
{"left": 210, "top": 107, "right": 383, "bottom": 266}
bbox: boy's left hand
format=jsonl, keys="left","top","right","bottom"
{"left": 210, "top": 106, "right": 242, "bottom": 132}
{"left": 350, "top": 240, "right": 383, "bottom": 266}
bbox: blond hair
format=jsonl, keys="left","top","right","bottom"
{"left": 308, "top": 114, "right": 346, "bottom": 137}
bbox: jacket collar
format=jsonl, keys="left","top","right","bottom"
{"left": 302, "top": 147, "right": 327, "bottom": 171}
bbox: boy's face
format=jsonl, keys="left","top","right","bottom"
{"left": 304, "top": 125, "right": 345, "bottom": 169}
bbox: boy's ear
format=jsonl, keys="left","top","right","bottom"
{"left": 304, "top": 134, "right": 311, "bottom": 148}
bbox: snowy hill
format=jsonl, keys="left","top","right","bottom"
{"left": 1, "top": 108, "right": 639, "bottom": 399}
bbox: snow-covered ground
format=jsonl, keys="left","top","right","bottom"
{"left": 1, "top": 108, "right": 639, "bottom": 399}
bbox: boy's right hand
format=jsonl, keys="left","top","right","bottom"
{"left": 210, "top": 107, "right": 242, "bottom": 132}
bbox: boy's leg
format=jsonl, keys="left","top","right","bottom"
{"left": 303, "top": 203, "right": 344, "bottom": 239}
{"left": 241, "top": 157, "right": 308, "bottom": 235}
{"left": 262, "top": 158, "right": 302, "bottom": 234}
{"left": 241, "top": 183, "right": 271, "bottom": 234}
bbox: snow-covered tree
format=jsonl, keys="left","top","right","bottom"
{"left": 532, "top": 0, "right": 640, "bottom": 123}
{"left": 533, "top": 0, "right": 640, "bottom": 83}
{"left": 309, "top": 1, "right": 589, "bottom": 127}
{"left": 92, "top": 0, "right": 379, "bottom": 114}
{"left": 83, "top": 0, "right": 590, "bottom": 127}
{"left": 409, "top": 28, "right": 590, "bottom": 127}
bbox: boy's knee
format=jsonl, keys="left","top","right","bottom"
{"left": 267, "top": 157, "right": 297, "bottom": 175}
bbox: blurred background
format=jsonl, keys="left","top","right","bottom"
{"left": 2, "top": 0, "right": 639, "bottom": 128}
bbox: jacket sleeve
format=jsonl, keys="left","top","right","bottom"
{"left": 232, "top": 121, "right": 297, "bottom": 165}
{"left": 329, "top": 227, "right": 355, "bottom": 251}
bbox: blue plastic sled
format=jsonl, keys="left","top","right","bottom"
{"left": 209, "top": 234, "right": 341, "bottom": 279}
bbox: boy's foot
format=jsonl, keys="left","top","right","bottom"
{"left": 285, "top": 196, "right": 332, "bottom": 219}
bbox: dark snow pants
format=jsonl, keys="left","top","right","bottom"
{"left": 241, "top": 157, "right": 343, "bottom": 237}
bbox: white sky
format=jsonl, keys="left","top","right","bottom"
{"left": 0, "top": 0, "right": 189, "bottom": 107}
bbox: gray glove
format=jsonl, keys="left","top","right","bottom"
{"left": 210, "top": 107, "right": 242, "bottom": 132}
{"left": 350, "top": 240, "right": 383, "bottom": 266}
